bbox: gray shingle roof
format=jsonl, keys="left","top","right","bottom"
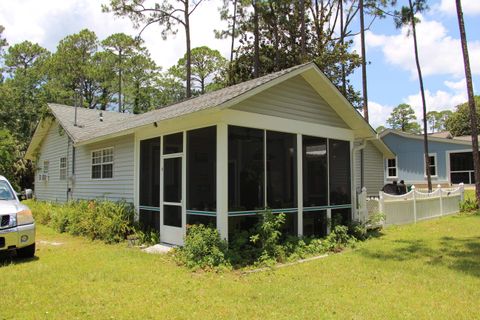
{"left": 50, "top": 62, "right": 311, "bottom": 144}
{"left": 48, "top": 103, "right": 136, "bottom": 143}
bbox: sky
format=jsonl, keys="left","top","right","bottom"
{"left": 0, "top": 0, "right": 479, "bottom": 129}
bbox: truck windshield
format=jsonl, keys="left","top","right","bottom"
{"left": 0, "top": 181, "right": 15, "bottom": 201}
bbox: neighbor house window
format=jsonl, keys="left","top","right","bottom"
{"left": 386, "top": 158, "right": 397, "bottom": 178}
{"left": 92, "top": 147, "right": 113, "bottom": 179}
{"left": 425, "top": 154, "right": 437, "bottom": 177}
{"left": 59, "top": 157, "right": 67, "bottom": 180}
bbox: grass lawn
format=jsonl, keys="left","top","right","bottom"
{"left": 2, "top": 214, "right": 480, "bottom": 319}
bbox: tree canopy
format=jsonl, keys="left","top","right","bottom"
{"left": 386, "top": 103, "right": 421, "bottom": 133}
{"left": 445, "top": 96, "right": 480, "bottom": 136}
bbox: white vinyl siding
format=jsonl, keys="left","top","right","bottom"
{"left": 72, "top": 134, "right": 134, "bottom": 202}
{"left": 232, "top": 75, "right": 349, "bottom": 128}
{"left": 34, "top": 121, "right": 70, "bottom": 202}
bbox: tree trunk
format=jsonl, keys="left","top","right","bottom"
{"left": 253, "top": 0, "right": 260, "bottom": 78}
{"left": 409, "top": 0, "right": 432, "bottom": 191}
{"left": 229, "top": 0, "right": 237, "bottom": 85}
{"left": 300, "top": 0, "right": 306, "bottom": 62}
{"left": 359, "top": 0, "right": 369, "bottom": 122}
{"left": 456, "top": 0, "right": 480, "bottom": 204}
{"left": 339, "top": 0, "right": 347, "bottom": 96}
{"left": 185, "top": 1, "right": 192, "bottom": 98}
{"left": 119, "top": 49, "right": 123, "bottom": 112}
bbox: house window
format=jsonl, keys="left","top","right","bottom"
{"left": 91, "top": 147, "right": 113, "bottom": 179}
{"left": 59, "top": 157, "right": 67, "bottom": 180}
{"left": 425, "top": 154, "right": 437, "bottom": 177}
{"left": 386, "top": 158, "right": 397, "bottom": 178}
{"left": 39, "top": 160, "right": 49, "bottom": 182}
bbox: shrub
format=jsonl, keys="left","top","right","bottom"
{"left": 460, "top": 198, "right": 478, "bottom": 213}
{"left": 176, "top": 224, "right": 230, "bottom": 270}
{"left": 25, "top": 199, "right": 135, "bottom": 243}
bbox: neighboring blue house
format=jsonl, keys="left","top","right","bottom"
{"left": 380, "top": 130, "right": 477, "bottom": 186}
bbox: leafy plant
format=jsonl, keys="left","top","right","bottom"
{"left": 460, "top": 198, "right": 478, "bottom": 213}
{"left": 175, "top": 224, "right": 230, "bottom": 270}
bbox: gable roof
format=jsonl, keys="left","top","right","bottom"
{"left": 380, "top": 129, "right": 475, "bottom": 146}
{"left": 27, "top": 62, "right": 393, "bottom": 158}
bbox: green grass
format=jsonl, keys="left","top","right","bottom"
{"left": 2, "top": 214, "right": 480, "bottom": 319}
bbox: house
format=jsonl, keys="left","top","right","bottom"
{"left": 380, "top": 129, "right": 478, "bottom": 186}
{"left": 26, "top": 62, "right": 393, "bottom": 245}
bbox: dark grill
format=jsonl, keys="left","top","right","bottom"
{"left": 1, "top": 215, "right": 9, "bottom": 227}
{"left": 0, "top": 237, "right": 5, "bottom": 248}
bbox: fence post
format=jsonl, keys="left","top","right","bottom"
{"left": 438, "top": 184, "right": 443, "bottom": 216}
{"left": 459, "top": 182, "right": 465, "bottom": 202}
{"left": 379, "top": 191, "right": 384, "bottom": 224}
{"left": 412, "top": 185, "right": 417, "bottom": 223}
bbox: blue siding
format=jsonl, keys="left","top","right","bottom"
{"left": 382, "top": 133, "right": 472, "bottom": 184}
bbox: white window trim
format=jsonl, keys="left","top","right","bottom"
{"left": 39, "top": 160, "right": 50, "bottom": 182}
{"left": 424, "top": 152, "right": 438, "bottom": 178}
{"left": 386, "top": 157, "right": 398, "bottom": 179}
{"left": 91, "top": 147, "right": 114, "bottom": 180}
{"left": 59, "top": 157, "right": 67, "bottom": 181}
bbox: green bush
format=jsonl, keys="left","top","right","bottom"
{"left": 176, "top": 224, "right": 230, "bottom": 270}
{"left": 460, "top": 198, "right": 478, "bottom": 213}
{"left": 25, "top": 199, "right": 135, "bottom": 243}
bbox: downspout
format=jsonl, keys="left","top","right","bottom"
{"left": 353, "top": 139, "right": 367, "bottom": 190}
{"left": 352, "top": 139, "right": 367, "bottom": 222}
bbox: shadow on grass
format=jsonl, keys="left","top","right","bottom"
{"left": 359, "top": 236, "right": 480, "bottom": 278}
{"left": 0, "top": 251, "right": 39, "bottom": 267}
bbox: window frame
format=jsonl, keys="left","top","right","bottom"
{"left": 386, "top": 157, "right": 398, "bottom": 179}
{"left": 91, "top": 147, "right": 114, "bottom": 180}
{"left": 59, "top": 157, "right": 67, "bottom": 181}
{"left": 424, "top": 153, "right": 438, "bottom": 178}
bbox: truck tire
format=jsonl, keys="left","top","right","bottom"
{"left": 17, "top": 243, "right": 35, "bottom": 258}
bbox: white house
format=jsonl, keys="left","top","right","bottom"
{"left": 26, "top": 62, "right": 393, "bottom": 245}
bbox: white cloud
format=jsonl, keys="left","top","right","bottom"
{"left": 438, "top": 0, "right": 480, "bottom": 16}
{"left": 367, "top": 101, "right": 395, "bottom": 129}
{"left": 0, "top": 0, "right": 230, "bottom": 69}
{"left": 404, "top": 86, "right": 467, "bottom": 121}
{"left": 365, "top": 16, "right": 480, "bottom": 79}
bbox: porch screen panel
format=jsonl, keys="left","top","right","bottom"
{"left": 187, "top": 126, "right": 216, "bottom": 227}
{"left": 228, "top": 126, "right": 265, "bottom": 211}
{"left": 303, "top": 210, "right": 327, "bottom": 238}
{"left": 302, "top": 136, "right": 328, "bottom": 207}
{"left": 266, "top": 131, "right": 297, "bottom": 209}
{"left": 139, "top": 138, "right": 161, "bottom": 232}
{"left": 329, "top": 139, "right": 351, "bottom": 205}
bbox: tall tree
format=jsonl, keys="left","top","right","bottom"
{"left": 426, "top": 110, "right": 451, "bottom": 133}
{"left": 387, "top": 103, "right": 421, "bottom": 133}
{"left": 104, "top": 0, "right": 206, "bottom": 99}
{"left": 359, "top": 0, "right": 369, "bottom": 122}
{"left": 2, "top": 41, "right": 50, "bottom": 143}
{"left": 47, "top": 29, "right": 100, "bottom": 109}
{"left": 456, "top": 0, "right": 480, "bottom": 204}
{"left": 445, "top": 97, "right": 480, "bottom": 136}
{"left": 395, "top": 0, "right": 431, "bottom": 191}
{"left": 102, "top": 33, "right": 143, "bottom": 112}
{"left": 171, "top": 46, "right": 227, "bottom": 94}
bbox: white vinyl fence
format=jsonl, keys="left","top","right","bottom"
{"left": 357, "top": 183, "right": 464, "bottom": 226}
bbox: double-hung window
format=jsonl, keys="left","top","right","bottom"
{"left": 59, "top": 157, "right": 67, "bottom": 180}
{"left": 425, "top": 154, "right": 437, "bottom": 177}
{"left": 386, "top": 158, "right": 397, "bottom": 178}
{"left": 92, "top": 147, "right": 113, "bottom": 179}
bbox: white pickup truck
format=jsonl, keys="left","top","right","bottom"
{"left": 0, "top": 175, "right": 35, "bottom": 258}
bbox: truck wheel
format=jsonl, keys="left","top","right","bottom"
{"left": 17, "top": 243, "right": 35, "bottom": 258}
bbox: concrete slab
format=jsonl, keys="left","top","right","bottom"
{"left": 142, "top": 243, "right": 175, "bottom": 254}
